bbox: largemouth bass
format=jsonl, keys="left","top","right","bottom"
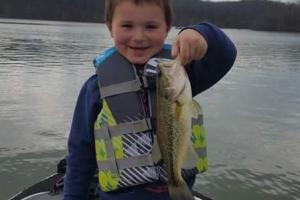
{"left": 156, "top": 57, "right": 200, "bottom": 200}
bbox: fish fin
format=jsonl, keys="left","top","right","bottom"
{"left": 175, "top": 56, "right": 181, "bottom": 64}
{"left": 182, "top": 144, "right": 198, "bottom": 169}
{"left": 168, "top": 182, "right": 195, "bottom": 200}
{"left": 190, "top": 100, "right": 202, "bottom": 118}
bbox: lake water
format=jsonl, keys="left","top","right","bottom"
{"left": 0, "top": 19, "right": 299, "bottom": 200}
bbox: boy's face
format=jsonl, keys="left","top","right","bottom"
{"left": 107, "top": 1, "right": 169, "bottom": 65}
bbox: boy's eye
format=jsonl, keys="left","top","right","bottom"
{"left": 146, "top": 25, "right": 158, "bottom": 29}
{"left": 121, "top": 24, "right": 133, "bottom": 28}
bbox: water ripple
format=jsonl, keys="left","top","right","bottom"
{"left": 195, "top": 166, "right": 300, "bottom": 200}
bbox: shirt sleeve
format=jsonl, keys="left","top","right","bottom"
{"left": 63, "top": 74, "right": 101, "bottom": 200}
{"left": 184, "top": 22, "right": 237, "bottom": 96}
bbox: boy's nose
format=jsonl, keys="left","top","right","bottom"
{"left": 132, "top": 28, "right": 146, "bottom": 41}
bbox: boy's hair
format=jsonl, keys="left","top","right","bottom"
{"left": 105, "top": 0, "right": 173, "bottom": 27}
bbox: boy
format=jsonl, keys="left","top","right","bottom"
{"left": 63, "top": 0, "right": 237, "bottom": 199}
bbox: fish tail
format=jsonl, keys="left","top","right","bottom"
{"left": 168, "top": 182, "right": 195, "bottom": 200}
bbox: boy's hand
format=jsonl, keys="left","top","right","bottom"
{"left": 171, "top": 29, "right": 208, "bottom": 66}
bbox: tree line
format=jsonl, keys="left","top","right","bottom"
{"left": 0, "top": 0, "right": 105, "bottom": 22}
{"left": 174, "top": 0, "right": 300, "bottom": 32}
{"left": 0, "top": 0, "right": 299, "bottom": 32}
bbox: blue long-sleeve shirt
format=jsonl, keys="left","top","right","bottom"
{"left": 63, "top": 22, "right": 237, "bottom": 200}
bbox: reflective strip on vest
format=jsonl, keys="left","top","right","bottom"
{"left": 94, "top": 118, "right": 152, "bottom": 139}
{"left": 97, "top": 154, "right": 154, "bottom": 171}
{"left": 100, "top": 79, "right": 142, "bottom": 98}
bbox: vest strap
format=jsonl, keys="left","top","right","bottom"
{"left": 94, "top": 124, "right": 110, "bottom": 140}
{"left": 193, "top": 114, "right": 203, "bottom": 124}
{"left": 94, "top": 125, "right": 119, "bottom": 174}
{"left": 142, "top": 58, "right": 159, "bottom": 89}
{"left": 95, "top": 118, "right": 152, "bottom": 139}
{"left": 97, "top": 154, "right": 154, "bottom": 171}
{"left": 99, "top": 79, "right": 142, "bottom": 98}
{"left": 195, "top": 147, "right": 207, "bottom": 158}
{"left": 151, "top": 135, "right": 162, "bottom": 163}
{"left": 110, "top": 118, "right": 152, "bottom": 136}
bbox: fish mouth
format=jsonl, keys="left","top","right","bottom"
{"left": 157, "top": 59, "right": 173, "bottom": 68}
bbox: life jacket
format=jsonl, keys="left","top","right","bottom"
{"left": 93, "top": 44, "right": 208, "bottom": 192}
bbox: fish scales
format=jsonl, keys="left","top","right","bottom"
{"left": 157, "top": 57, "right": 196, "bottom": 200}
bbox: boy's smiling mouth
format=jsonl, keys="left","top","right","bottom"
{"left": 129, "top": 46, "right": 149, "bottom": 50}
{"left": 129, "top": 46, "right": 150, "bottom": 55}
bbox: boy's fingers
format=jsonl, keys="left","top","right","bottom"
{"left": 171, "top": 39, "right": 179, "bottom": 59}
{"left": 193, "top": 46, "right": 201, "bottom": 60}
{"left": 179, "top": 39, "right": 190, "bottom": 65}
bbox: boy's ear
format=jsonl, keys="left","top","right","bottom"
{"left": 167, "top": 26, "right": 171, "bottom": 32}
{"left": 166, "top": 26, "right": 171, "bottom": 37}
{"left": 106, "top": 22, "right": 113, "bottom": 37}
